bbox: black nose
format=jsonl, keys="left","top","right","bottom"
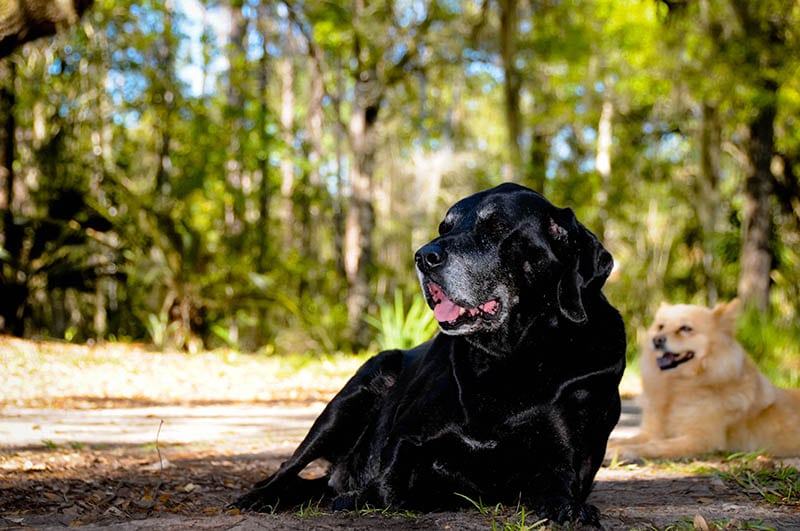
{"left": 415, "top": 244, "right": 446, "bottom": 271}
{"left": 652, "top": 335, "right": 666, "bottom": 349}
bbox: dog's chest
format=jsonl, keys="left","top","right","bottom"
{"left": 453, "top": 368, "right": 571, "bottom": 436}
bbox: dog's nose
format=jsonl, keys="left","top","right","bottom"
{"left": 652, "top": 335, "right": 667, "bottom": 349}
{"left": 415, "top": 244, "right": 446, "bottom": 271}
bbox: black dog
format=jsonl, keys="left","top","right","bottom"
{"left": 233, "top": 183, "right": 626, "bottom": 526}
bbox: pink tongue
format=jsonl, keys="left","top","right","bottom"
{"left": 434, "top": 298, "right": 461, "bottom": 323}
{"left": 481, "top": 300, "right": 499, "bottom": 315}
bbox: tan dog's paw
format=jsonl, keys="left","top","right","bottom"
{"left": 604, "top": 441, "right": 646, "bottom": 464}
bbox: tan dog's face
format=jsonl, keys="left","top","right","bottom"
{"left": 645, "top": 301, "right": 740, "bottom": 374}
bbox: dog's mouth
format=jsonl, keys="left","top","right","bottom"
{"left": 656, "top": 351, "right": 695, "bottom": 371}
{"left": 426, "top": 282, "right": 501, "bottom": 328}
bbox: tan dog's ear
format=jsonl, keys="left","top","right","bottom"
{"left": 713, "top": 299, "right": 740, "bottom": 332}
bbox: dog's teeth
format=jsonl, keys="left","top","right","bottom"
{"left": 459, "top": 307, "right": 466, "bottom": 316}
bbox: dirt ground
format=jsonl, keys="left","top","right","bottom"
{"left": 1, "top": 337, "right": 799, "bottom": 530}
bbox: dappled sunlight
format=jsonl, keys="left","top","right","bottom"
{"left": 2, "top": 342, "right": 800, "bottom": 528}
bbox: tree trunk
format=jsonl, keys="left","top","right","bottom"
{"left": 278, "top": 54, "right": 295, "bottom": 245}
{"left": 0, "top": 59, "right": 14, "bottom": 242}
{"left": 333, "top": 56, "right": 346, "bottom": 281}
{"left": 154, "top": 1, "right": 175, "bottom": 196}
{"left": 498, "top": 0, "right": 522, "bottom": 181}
{"left": 255, "top": 6, "right": 271, "bottom": 273}
{"left": 0, "top": 0, "right": 94, "bottom": 58}
{"left": 345, "top": 64, "right": 381, "bottom": 349}
{"left": 299, "top": 23, "right": 325, "bottom": 281}
{"left": 224, "top": 1, "right": 247, "bottom": 245}
{"left": 698, "top": 101, "right": 720, "bottom": 305}
{"left": 738, "top": 80, "right": 777, "bottom": 312}
{"left": 595, "top": 98, "right": 613, "bottom": 240}
{"left": 0, "top": 58, "right": 26, "bottom": 336}
{"left": 526, "top": 130, "right": 548, "bottom": 194}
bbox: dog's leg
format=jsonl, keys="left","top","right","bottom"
{"left": 613, "top": 430, "right": 727, "bottom": 460}
{"left": 233, "top": 349, "right": 407, "bottom": 512}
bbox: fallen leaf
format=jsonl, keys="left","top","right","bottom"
{"left": 62, "top": 506, "right": 80, "bottom": 516}
{"left": 104, "top": 506, "right": 126, "bottom": 517}
{"left": 141, "top": 458, "right": 172, "bottom": 471}
{"left": 694, "top": 513, "right": 710, "bottom": 531}
{"left": 22, "top": 460, "right": 47, "bottom": 472}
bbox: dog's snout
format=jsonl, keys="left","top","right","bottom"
{"left": 652, "top": 334, "right": 667, "bottom": 349}
{"left": 415, "top": 244, "right": 446, "bottom": 271}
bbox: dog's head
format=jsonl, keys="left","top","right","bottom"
{"left": 645, "top": 300, "right": 741, "bottom": 373}
{"left": 415, "top": 183, "right": 613, "bottom": 336}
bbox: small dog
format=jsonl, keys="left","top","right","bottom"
{"left": 609, "top": 300, "right": 800, "bottom": 459}
{"left": 233, "top": 183, "right": 626, "bottom": 526}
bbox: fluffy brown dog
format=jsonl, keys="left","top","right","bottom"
{"left": 609, "top": 300, "right": 800, "bottom": 459}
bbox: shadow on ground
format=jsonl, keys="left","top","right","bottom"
{"left": 3, "top": 398, "right": 800, "bottom": 529}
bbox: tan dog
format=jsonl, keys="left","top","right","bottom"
{"left": 609, "top": 300, "right": 800, "bottom": 459}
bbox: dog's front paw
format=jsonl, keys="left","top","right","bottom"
{"left": 331, "top": 492, "right": 357, "bottom": 511}
{"left": 230, "top": 486, "right": 282, "bottom": 513}
{"left": 529, "top": 496, "right": 601, "bottom": 528}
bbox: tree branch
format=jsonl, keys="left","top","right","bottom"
{"left": 0, "top": 0, "right": 94, "bottom": 58}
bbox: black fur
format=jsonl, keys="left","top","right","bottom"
{"left": 232, "top": 183, "right": 626, "bottom": 526}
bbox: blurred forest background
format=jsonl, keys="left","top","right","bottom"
{"left": 0, "top": 0, "right": 798, "bottom": 378}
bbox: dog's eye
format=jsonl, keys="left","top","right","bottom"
{"left": 438, "top": 219, "right": 453, "bottom": 235}
{"left": 657, "top": 324, "right": 664, "bottom": 331}
{"left": 678, "top": 325, "right": 693, "bottom": 334}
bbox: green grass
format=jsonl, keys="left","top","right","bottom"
{"left": 295, "top": 498, "right": 325, "bottom": 517}
{"left": 454, "top": 494, "right": 549, "bottom": 530}
{"left": 352, "top": 504, "right": 418, "bottom": 518}
{"left": 716, "top": 452, "right": 800, "bottom": 506}
{"left": 293, "top": 499, "right": 420, "bottom": 520}
{"left": 652, "top": 516, "right": 775, "bottom": 531}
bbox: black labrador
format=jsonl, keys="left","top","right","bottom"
{"left": 233, "top": 183, "right": 626, "bottom": 526}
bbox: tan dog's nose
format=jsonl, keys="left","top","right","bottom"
{"left": 652, "top": 335, "right": 667, "bottom": 349}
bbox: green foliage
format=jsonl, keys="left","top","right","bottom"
{"left": 1, "top": 0, "right": 798, "bottom": 361}
{"left": 737, "top": 306, "right": 800, "bottom": 388}
{"left": 364, "top": 289, "right": 438, "bottom": 351}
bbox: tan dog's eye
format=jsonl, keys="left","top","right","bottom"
{"left": 657, "top": 324, "right": 664, "bottom": 331}
{"left": 678, "top": 325, "right": 693, "bottom": 334}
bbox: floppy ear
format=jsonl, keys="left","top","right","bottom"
{"left": 549, "top": 208, "right": 613, "bottom": 324}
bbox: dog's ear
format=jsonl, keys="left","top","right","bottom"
{"left": 549, "top": 208, "right": 613, "bottom": 324}
{"left": 713, "top": 299, "right": 740, "bottom": 333}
